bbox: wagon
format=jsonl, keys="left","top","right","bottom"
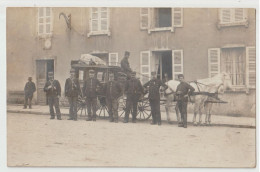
{"left": 70, "top": 55, "right": 158, "bottom": 121}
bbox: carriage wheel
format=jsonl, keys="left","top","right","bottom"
{"left": 96, "top": 96, "right": 109, "bottom": 118}
{"left": 77, "top": 97, "right": 87, "bottom": 117}
{"left": 118, "top": 97, "right": 127, "bottom": 118}
{"left": 137, "top": 98, "right": 152, "bottom": 120}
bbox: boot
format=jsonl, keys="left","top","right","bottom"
{"left": 50, "top": 116, "right": 55, "bottom": 120}
{"left": 23, "top": 106, "right": 27, "bottom": 109}
{"left": 123, "top": 118, "right": 128, "bottom": 123}
{"left": 109, "top": 118, "right": 114, "bottom": 122}
{"left": 114, "top": 118, "right": 118, "bottom": 123}
{"left": 57, "top": 115, "right": 62, "bottom": 120}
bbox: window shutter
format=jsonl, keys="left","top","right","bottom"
{"left": 91, "top": 8, "right": 99, "bottom": 32}
{"left": 100, "top": 7, "right": 108, "bottom": 31}
{"left": 234, "top": 8, "right": 244, "bottom": 22}
{"left": 220, "top": 8, "right": 231, "bottom": 23}
{"left": 140, "top": 51, "right": 151, "bottom": 84}
{"left": 246, "top": 47, "right": 256, "bottom": 88}
{"left": 140, "top": 8, "right": 149, "bottom": 30}
{"left": 172, "top": 50, "right": 183, "bottom": 80}
{"left": 109, "top": 53, "right": 118, "bottom": 66}
{"left": 208, "top": 48, "right": 220, "bottom": 77}
{"left": 45, "top": 7, "right": 52, "bottom": 34}
{"left": 172, "top": 8, "right": 183, "bottom": 27}
{"left": 38, "top": 7, "right": 44, "bottom": 34}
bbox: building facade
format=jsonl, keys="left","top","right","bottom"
{"left": 7, "top": 7, "right": 256, "bottom": 117}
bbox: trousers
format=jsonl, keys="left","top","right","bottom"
{"left": 177, "top": 100, "right": 188, "bottom": 126}
{"left": 124, "top": 96, "right": 139, "bottom": 121}
{"left": 48, "top": 96, "right": 61, "bottom": 117}
{"left": 24, "top": 95, "right": 32, "bottom": 108}
{"left": 106, "top": 98, "right": 119, "bottom": 120}
{"left": 149, "top": 98, "right": 161, "bottom": 123}
{"left": 86, "top": 97, "right": 97, "bottom": 119}
{"left": 68, "top": 96, "right": 78, "bottom": 120}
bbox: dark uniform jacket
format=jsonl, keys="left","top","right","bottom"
{"left": 125, "top": 78, "right": 144, "bottom": 98}
{"left": 83, "top": 78, "right": 102, "bottom": 98}
{"left": 24, "top": 81, "right": 36, "bottom": 97}
{"left": 143, "top": 78, "right": 168, "bottom": 100}
{"left": 176, "top": 82, "right": 195, "bottom": 101}
{"left": 120, "top": 57, "right": 132, "bottom": 73}
{"left": 44, "top": 80, "right": 61, "bottom": 97}
{"left": 65, "top": 78, "right": 81, "bottom": 97}
{"left": 103, "top": 80, "right": 122, "bottom": 100}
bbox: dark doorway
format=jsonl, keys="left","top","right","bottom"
{"left": 156, "top": 51, "right": 172, "bottom": 80}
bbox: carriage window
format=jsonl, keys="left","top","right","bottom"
{"left": 97, "top": 72, "right": 104, "bottom": 82}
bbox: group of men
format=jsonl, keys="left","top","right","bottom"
{"left": 23, "top": 51, "right": 195, "bottom": 128}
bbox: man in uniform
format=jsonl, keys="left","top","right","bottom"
{"left": 143, "top": 71, "right": 168, "bottom": 125}
{"left": 44, "top": 72, "right": 62, "bottom": 120}
{"left": 23, "top": 77, "right": 36, "bottom": 109}
{"left": 65, "top": 68, "right": 81, "bottom": 121}
{"left": 124, "top": 71, "right": 144, "bottom": 123}
{"left": 120, "top": 51, "right": 132, "bottom": 79}
{"left": 103, "top": 73, "right": 122, "bottom": 123}
{"left": 176, "top": 74, "right": 195, "bottom": 128}
{"left": 83, "top": 69, "right": 102, "bottom": 121}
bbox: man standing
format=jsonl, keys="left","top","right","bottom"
{"left": 83, "top": 69, "right": 102, "bottom": 121}
{"left": 124, "top": 71, "right": 144, "bottom": 123}
{"left": 65, "top": 68, "right": 81, "bottom": 121}
{"left": 103, "top": 73, "right": 122, "bottom": 123}
{"left": 120, "top": 51, "right": 132, "bottom": 79}
{"left": 176, "top": 74, "right": 195, "bottom": 128}
{"left": 44, "top": 72, "right": 62, "bottom": 120}
{"left": 143, "top": 71, "right": 168, "bottom": 125}
{"left": 23, "top": 77, "right": 36, "bottom": 109}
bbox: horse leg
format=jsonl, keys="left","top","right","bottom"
{"left": 193, "top": 101, "right": 200, "bottom": 126}
{"left": 175, "top": 103, "right": 180, "bottom": 123}
{"left": 198, "top": 102, "right": 204, "bottom": 125}
{"left": 208, "top": 103, "right": 213, "bottom": 125}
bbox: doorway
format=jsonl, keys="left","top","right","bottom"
{"left": 36, "top": 59, "right": 54, "bottom": 105}
{"left": 154, "top": 51, "right": 172, "bottom": 80}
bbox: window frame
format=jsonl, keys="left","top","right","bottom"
{"left": 108, "top": 53, "right": 119, "bottom": 66}
{"left": 218, "top": 8, "right": 248, "bottom": 28}
{"left": 88, "top": 7, "right": 111, "bottom": 37}
{"left": 37, "top": 7, "right": 53, "bottom": 38}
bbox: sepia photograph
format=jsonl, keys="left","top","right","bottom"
{"left": 5, "top": 2, "right": 257, "bottom": 169}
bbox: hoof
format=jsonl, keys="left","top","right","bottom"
{"left": 193, "top": 122, "right": 197, "bottom": 126}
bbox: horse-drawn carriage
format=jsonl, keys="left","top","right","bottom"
{"left": 70, "top": 54, "right": 231, "bottom": 124}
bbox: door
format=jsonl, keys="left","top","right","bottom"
{"left": 36, "top": 60, "right": 47, "bottom": 105}
{"left": 36, "top": 59, "right": 54, "bottom": 105}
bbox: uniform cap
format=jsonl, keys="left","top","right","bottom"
{"left": 124, "top": 51, "right": 130, "bottom": 56}
{"left": 178, "top": 74, "right": 184, "bottom": 78}
{"left": 48, "top": 71, "right": 54, "bottom": 76}
{"left": 131, "top": 71, "right": 136, "bottom": 75}
{"left": 28, "top": 77, "right": 32, "bottom": 80}
{"left": 70, "top": 68, "right": 76, "bottom": 73}
{"left": 89, "top": 69, "right": 95, "bottom": 73}
{"left": 151, "top": 71, "right": 156, "bottom": 76}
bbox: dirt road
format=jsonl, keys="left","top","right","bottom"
{"left": 7, "top": 112, "right": 255, "bottom": 167}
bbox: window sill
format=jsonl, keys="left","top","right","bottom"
{"left": 87, "top": 31, "right": 111, "bottom": 37}
{"left": 224, "top": 85, "right": 255, "bottom": 94}
{"left": 148, "top": 27, "right": 174, "bottom": 34}
{"left": 217, "top": 21, "right": 249, "bottom": 29}
{"left": 38, "top": 34, "right": 53, "bottom": 39}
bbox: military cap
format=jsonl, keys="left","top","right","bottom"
{"left": 89, "top": 69, "right": 95, "bottom": 73}
{"left": 125, "top": 51, "right": 130, "bottom": 56}
{"left": 28, "top": 77, "right": 32, "bottom": 80}
{"left": 131, "top": 71, "right": 136, "bottom": 75}
{"left": 151, "top": 71, "right": 156, "bottom": 76}
{"left": 70, "top": 68, "right": 76, "bottom": 73}
{"left": 48, "top": 71, "right": 54, "bottom": 76}
{"left": 178, "top": 74, "right": 184, "bottom": 78}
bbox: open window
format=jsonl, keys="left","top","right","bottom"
{"left": 37, "top": 7, "right": 53, "bottom": 38}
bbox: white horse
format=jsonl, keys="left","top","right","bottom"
{"left": 164, "top": 72, "right": 232, "bottom": 125}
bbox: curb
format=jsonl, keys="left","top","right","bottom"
{"left": 7, "top": 109, "right": 256, "bottom": 129}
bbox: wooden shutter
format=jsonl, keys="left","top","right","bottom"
{"left": 246, "top": 47, "right": 256, "bottom": 88}
{"left": 140, "top": 8, "right": 149, "bottom": 30}
{"left": 208, "top": 48, "right": 220, "bottom": 77}
{"left": 100, "top": 7, "right": 108, "bottom": 31}
{"left": 38, "top": 7, "right": 44, "bottom": 35}
{"left": 109, "top": 53, "right": 119, "bottom": 66}
{"left": 91, "top": 8, "right": 99, "bottom": 31}
{"left": 172, "top": 8, "right": 183, "bottom": 27}
{"left": 172, "top": 50, "right": 183, "bottom": 80}
{"left": 45, "top": 7, "right": 52, "bottom": 34}
{"left": 140, "top": 51, "right": 150, "bottom": 84}
{"left": 220, "top": 8, "right": 231, "bottom": 23}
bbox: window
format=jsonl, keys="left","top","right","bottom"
{"left": 140, "top": 8, "right": 183, "bottom": 33}
{"left": 140, "top": 51, "right": 151, "bottom": 84}
{"left": 109, "top": 53, "right": 119, "bottom": 66}
{"left": 218, "top": 8, "right": 248, "bottom": 28}
{"left": 38, "top": 7, "right": 53, "bottom": 37}
{"left": 172, "top": 50, "right": 184, "bottom": 80}
{"left": 88, "top": 7, "right": 110, "bottom": 37}
{"left": 208, "top": 46, "right": 255, "bottom": 89}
